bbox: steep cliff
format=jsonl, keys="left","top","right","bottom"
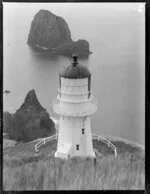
{"left": 27, "top": 10, "right": 91, "bottom": 56}
{"left": 3, "top": 89, "right": 55, "bottom": 142}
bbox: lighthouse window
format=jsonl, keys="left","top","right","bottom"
{"left": 76, "top": 144, "right": 79, "bottom": 150}
{"left": 82, "top": 128, "right": 85, "bottom": 134}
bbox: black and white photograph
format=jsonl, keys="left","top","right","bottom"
{"left": 3, "top": 2, "right": 145, "bottom": 190}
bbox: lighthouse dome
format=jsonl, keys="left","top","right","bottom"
{"left": 60, "top": 54, "right": 91, "bottom": 79}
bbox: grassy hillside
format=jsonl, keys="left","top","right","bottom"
{"left": 3, "top": 153, "right": 144, "bottom": 190}
{"left": 3, "top": 139, "right": 145, "bottom": 190}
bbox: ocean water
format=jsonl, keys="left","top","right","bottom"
{"left": 3, "top": 3, "right": 145, "bottom": 144}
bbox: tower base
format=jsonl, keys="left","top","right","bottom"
{"left": 54, "top": 151, "right": 70, "bottom": 160}
{"left": 54, "top": 151, "right": 96, "bottom": 160}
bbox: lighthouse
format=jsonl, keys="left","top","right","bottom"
{"left": 53, "top": 54, "right": 97, "bottom": 159}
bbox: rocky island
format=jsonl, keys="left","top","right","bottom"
{"left": 3, "top": 89, "right": 55, "bottom": 143}
{"left": 27, "top": 10, "right": 91, "bottom": 56}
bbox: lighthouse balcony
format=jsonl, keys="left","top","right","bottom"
{"left": 52, "top": 96, "right": 98, "bottom": 117}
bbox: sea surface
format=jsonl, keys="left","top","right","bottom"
{"left": 3, "top": 3, "right": 145, "bottom": 144}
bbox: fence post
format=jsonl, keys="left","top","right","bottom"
{"left": 35, "top": 146, "right": 38, "bottom": 152}
{"left": 115, "top": 149, "right": 117, "bottom": 157}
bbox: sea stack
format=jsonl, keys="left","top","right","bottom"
{"left": 3, "top": 89, "right": 55, "bottom": 142}
{"left": 27, "top": 10, "right": 91, "bottom": 56}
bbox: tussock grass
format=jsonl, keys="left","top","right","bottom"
{"left": 3, "top": 152, "right": 144, "bottom": 190}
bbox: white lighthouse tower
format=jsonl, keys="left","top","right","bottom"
{"left": 53, "top": 55, "right": 97, "bottom": 159}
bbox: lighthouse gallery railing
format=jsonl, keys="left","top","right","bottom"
{"left": 34, "top": 134, "right": 117, "bottom": 157}
{"left": 52, "top": 95, "right": 98, "bottom": 117}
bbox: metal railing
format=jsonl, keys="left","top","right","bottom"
{"left": 52, "top": 97, "right": 98, "bottom": 117}
{"left": 34, "top": 133, "right": 117, "bottom": 157}
{"left": 92, "top": 134, "right": 117, "bottom": 157}
{"left": 57, "top": 88, "right": 91, "bottom": 95}
{"left": 35, "top": 134, "right": 58, "bottom": 152}
{"left": 56, "top": 94, "right": 97, "bottom": 103}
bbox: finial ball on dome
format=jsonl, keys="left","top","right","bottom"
{"left": 72, "top": 54, "right": 78, "bottom": 67}
{"left": 60, "top": 53, "right": 91, "bottom": 79}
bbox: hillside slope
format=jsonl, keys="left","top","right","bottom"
{"left": 3, "top": 138, "right": 144, "bottom": 190}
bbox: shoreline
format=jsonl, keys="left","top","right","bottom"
{"left": 101, "top": 134, "right": 145, "bottom": 150}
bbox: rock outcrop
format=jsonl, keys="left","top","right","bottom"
{"left": 27, "top": 10, "right": 91, "bottom": 56}
{"left": 55, "top": 39, "right": 90, "bottom": 56}
{"left": 3, "top": 89, "right": 55, "bottom": 142}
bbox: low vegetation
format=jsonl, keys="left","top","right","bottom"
{"left": 3, "top": 151, "right": 144, "bottom": 190}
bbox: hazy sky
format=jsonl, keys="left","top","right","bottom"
{"left": 3, "top": 2, "right": 145, "bottom": 18}
{"left": 3, "top": 2, "right": 145, "bottom": 46}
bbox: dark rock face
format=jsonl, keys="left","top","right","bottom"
{"left": 17, "top": 89, "right": 46, "bottom": 114}
{"left": 55, "top": 39, "right": 90, "bottom": 56}
{"left": 3, "top": 89, "right": 55, "bottom": 142}
{"left": 28, "top": 10, "right": 71, "bottom": 48}
{"left": 3, "top": 112, "right": 13, "bottom": 135}
{"left": 27, "top": 10, "right": 91, "bottom": 56}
